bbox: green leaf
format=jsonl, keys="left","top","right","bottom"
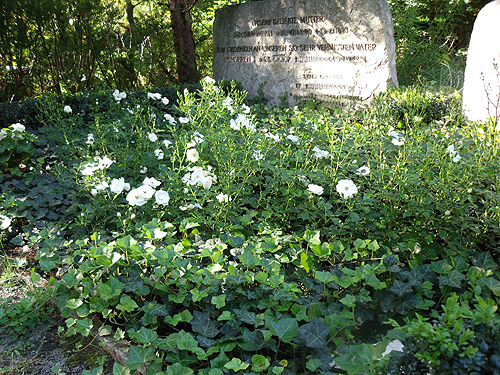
{"left": 349, "top": 212, "right": 360, "bottom": 223}
{"left": 251, "top": 354, "right": 270, "bottom": 372}
{"left": 113, "top": 362, "right": 130, "bottom": 375}
{"left": 478, "top": 277, "right": 500, "bottom": 296}
{"left": 438, "top": 270, "right": 465, "bottom": 288}
{"left": 136, "top": 327, "right": 158, "bottom": 345}
{"left": 473, "top": 252, "right": 499, "bottom": 271}
{"left": 315, "top": 271, "right": 334, "bottom": 284}
{"left": 297, "top": 318, "right": 329, "bottom": 348}
{"left": 239, "top": 250, "right": 258, "bottom": 267}
{"left": 177, "top": 330, "right": 199, "bottom": 351}
{"left": 340, "top": 294, "right": 356, "bottom": 307}
{"left": 234, "top": 309, "right": 260, "bottom": 326}
{"left": 117, "top": 295, "right": 138, "bottom": 312}
{"left": 300, "top": 252, "right": 310, "bottom": 273}
{"left": 334, "top": 344, "right": 376, "bottom": 374}
{"left": 117, "top": 235, "right": 137, "bottom": 250}
{"left": 306, "top": 358, "right": 323, "bottom": 371}
{"left": 395, "top": 293, "right": 418, "bottom": 315}
{"left": 166, "top": 363, "right": 194, "bottom": 375}
{"left": 190, "top": 288, "right": 209, "bottom": 302}
{"left": 66, "top": 298, "right": 83, "bottom": 310}
{"left": 165, "top": 310, "right": 193, "bottom": 326}
{"left": 82, "top": 366, "right": 104, "bottom": 375}
{"left": 364, "top": 273, "right": 384, "bottom": 290}
{"left": 126, "top": 346, "right": 156, "bottom": 370}
{"left": 217, "top": 311, "right": 234, "bottom": 321}
{"left": 390, "top": 280, "right": 413, "bottom": 296}
{"left": 311, "top": 243, "right": 331, "bottom": 257}
{"left": 75, "top": 318, "right": 93, "bottom": 337}
{"left": 224, "top": 358, "right": 249, "bottom": 371}
{"left": 266, "top": 318, "right": 298, "bottom": 343}
{"left": 304, "top": 229, "right": 321, "bottom": 246}
{"left": 211, "top": 295, "right": 226, "bottom": 309}
{"left": 190, "top": 311, "right": 219, "bottom": 338}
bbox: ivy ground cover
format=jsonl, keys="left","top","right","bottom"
{"left": 1, "top": 81, "right": 500, "bottom": 375}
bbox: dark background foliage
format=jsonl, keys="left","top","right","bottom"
{"left": 0, "top": 0, "right": 493, "bottom": 103}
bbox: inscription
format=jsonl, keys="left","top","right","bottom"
{"left": 225, "top": 56, "right": 253, "bottom": 63}
{"left": 251, "top": 15, "right": 325, "bottom": 27}
{"left": 213, "top": 2, "right": 397, "bottom": 107}
{"left": 215, "top": 43, "right": 377, "bottom": 55}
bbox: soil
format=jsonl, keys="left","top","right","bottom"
{"left": 0, "top": 317, "right": 114, "bottom": 375}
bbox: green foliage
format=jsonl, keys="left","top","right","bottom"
{"left": 0, "top": 278, "right": 54, "bottom": 344}
{"left": 0, "top": 123, "right": 37, "bottom": 172}
{"left": 388, "top": 0, "right": 490, "bottom": 87}
{"left": 0, "top": 0, "right": 241, "bottom": 100}
{"left": 1, "top": 82, "right": 499, "bottom": 374}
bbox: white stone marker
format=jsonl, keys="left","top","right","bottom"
{"left": 213, "top": 0, "right": 398, "bottom": 106}
{"left": 463, "top": 0, "right": 500, "bottom": 122}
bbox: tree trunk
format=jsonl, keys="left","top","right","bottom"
{"left": 168, "top": 0, "right": 198, "bottom": 83}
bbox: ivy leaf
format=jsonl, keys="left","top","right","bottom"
{"left": 234, "top": 309, "right": 260, "bottom": 326}
{"left": 364, "top": 273, "right": 384, "bottom": 290}
{"left": 211, "top": 295, "right": 226, "bottom": 309}
{"left": 251, "top": 354, "right": 270, "bottom": 372}
{"left": 224, "top": 358, "right": 250, "bottom": 371}
{"left": 190, "top": 288, "right": 209, "bottom": 302}
{"left": 66, "top": 298, "right": 83, "bottom": 310}
{"left": 378, "top": 292, "right": 395, "bottom": 313}
{"left": 142, "top": 301, "right": 170, "bottom": 317}
{"left": 190, "top": 311, "right": 219, "bottom": 338}
{"left": 113, "top": 362, "right": 130, "bottom": 375}
{"left": 75, "top": 318, "right": 93, "bottom": 337}
{"left": 177, "top": 330, "right": 200, "bottom": 351}
{"left": 478, "top": 277, "right": 500, "bottom": 296}
{"left": 82, "top": 366, "right": 104, "bottom": 375}
{"left": 239, "top": 250, "right": 258, "bottom": 267}
{"left": 136, "top": 327, "right": 158, "bottom": 345}
{"left": 227, "top": 275, "right": 246, "bottom": 285}
{"left": 340, "top": 294, "right": 356, "bottom": 307}
{"left": 335, "top": 343, "right": 385, "bottom": 374}
{"left": 117, "top": 295, "right": 138, "bottom": 312}
{"left": 266, "top": 318, "right": 298, "bottom": 343}
{"left": 126, "top": 346, "right": 156, "bottom": 371}
{"left": 165, "top": 310, "right": 193, "bottom": 326}
{"left": 238, "top": 329, "right": 273, "bottom": 351}
{"left": 210, "top": 351, "right": 229, "bottom": 368}
{"left": 473, "top": 252, "right": 499, "bottom": 271}
{"left": 438, "top": 270, "right": 465, "bottom": 288}
{"left": 297, "top": 318, "right": 329, "bottom": 348}
{"left": 395, "top": 293, "right": 418, "bottom": 315}
{"left": 304, "top": 229, "right": 321, "bottom": 246}
{"left": 196, "top": 335, "right": 216, "bottom": 348}
{"left": 306, "top": 358, "right": 322, "bottom": 371}
{"left": 390, "top": 280, "right": 412, "bottom": 296}
{"left": 166, "top": 363, "right": 194, "bottom": 375}
{"left": 404, "top": 265, "right": 436, "bottom": 287}
{"left": 315, "top": 271, "right": 334, "bottom": 284}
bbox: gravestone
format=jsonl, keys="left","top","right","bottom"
{"left": 462, "top": 0, "right": 500, "bottom": 122}
{"left": 213, "top": 0, "right": 398, "bottom": 106}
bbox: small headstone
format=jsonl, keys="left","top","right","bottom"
{"left": 463, "top": 0, "right": 500, "bottom": 122}
{"left": 213, "top": 0, "right": 398, "bottom": 106}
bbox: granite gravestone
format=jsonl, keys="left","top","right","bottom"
{"left": 213, "top": 0, "right": 398, "bottom": 106}
{"left": 463, "top": 0, "right": 500, "bottom": 122}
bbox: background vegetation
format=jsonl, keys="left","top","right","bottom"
{"left": 0, "top": 0, "right": 493, "bottom": 102}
